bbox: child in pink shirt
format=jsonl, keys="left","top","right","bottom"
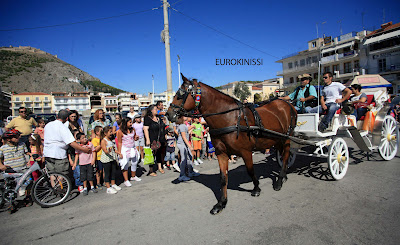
{"left": 74, "top": 133, "right": 97, "bottom": 195}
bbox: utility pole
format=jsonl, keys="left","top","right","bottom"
{"left": 338, "top": 19, "right": 343, "bottom": 35}
{"left": 162, "top": 0, "right": 173, "bottom": 96}
{"left": 177, "top": 55, "right": 181, "bottom": 87}
{"left": 152, "top": 75, "right": 155, "bottom": 104}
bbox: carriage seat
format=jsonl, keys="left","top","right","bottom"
{"left": 358, "top": 95, "right": 375, "bottom": 121}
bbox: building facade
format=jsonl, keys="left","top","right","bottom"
{"left": 104, "top": 96, "right": 118, "bottom": 113}
{"left": 363, "top": 22, "right": 400, "bottom": 95}
{"left": 52, "top": 92, "right": 90, "bottom": 113}
{"left": 11, "top": 92, "right": 52, "bottom": 116}
{"left": 0, "top": 88, "right": 12, "bottom": 120}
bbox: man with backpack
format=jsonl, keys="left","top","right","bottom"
{"left": 280, "top": 74, "right": 318, "bottom": 113}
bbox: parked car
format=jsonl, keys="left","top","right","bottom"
{"left": 6, "top": 116, "right": 17, "bottom": 125}
{"left": 30, "top": 113, "right": 57, "bottom": 124}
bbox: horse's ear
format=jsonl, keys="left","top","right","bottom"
{"left": 181, "top": 73, "right": 189, "bottom": 84}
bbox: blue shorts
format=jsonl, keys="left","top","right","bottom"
{"left": 95, "top": 160, "right": 103, "bottom": 171}
{"left": 164, "top": 151, "right": 175, "bottom": 162}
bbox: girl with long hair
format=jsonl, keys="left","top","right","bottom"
{"left": 100, "top": 126, "right": 120, "bottom": 194}
{"left": 116, "top": 118, "right": 141, "bottom": 187}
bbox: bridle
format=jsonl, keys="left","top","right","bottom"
{"left": 170, "top": 80, "right": 200, "bottom": 118}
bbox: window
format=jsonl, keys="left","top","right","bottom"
{"left": 45, "top": 97, "right": 48, "bottom": 101}
{"left": 288, "top": 62, "right": 293, "bottom": 69}
{"left": 26, "top": 97, "right": 30, "bottom": 101}
{"left": 344, "top": 62, "right": 352, "bottom": 73}
{"left": 300, "top": 59, "right": 305, "bottom": 67}
{"left": 324, "top": 66, "right": 330, "bottom": 73}
{"left": 378, "top": 59, "right": 386, "bottom": 72}
{"left": 15, "top": 97, "right": 20, "bottom": 101}
{"left": 294, "top": 61, "right": 299, "bottom": 67}
{"left": 35, "top": 97, "right": 39, "bottom": 101}
{"left": 306, "top": 57, "right": 311, "bottom": 65}
{"left": 333, "top": 64, "right": 339, "bottom": 72}
{"left": 290, "top": 77, "right": 294, "bottom": 83}
{"left": 354, "top": 60, "right": 359, "bottom": 71}
{"left": 312, "top": 56, "right": 318, "bottom": 63}
{"left": 312, "top": 41, "right": 317, "bottom": 48}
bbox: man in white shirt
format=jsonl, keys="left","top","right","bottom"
{"left": 309, "top": 72, "right": 351, "bottom": 132}
{"left": 44, "top": 109, "right": 90, "bottom": 175}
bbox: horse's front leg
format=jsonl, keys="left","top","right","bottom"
{"left": 274, "top": 140, "right": 290, "bottom": 191}
{"left": 210, "top": 153, "right": 229, "bottom": 215}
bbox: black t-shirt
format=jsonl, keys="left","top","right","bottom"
{"left": 144, "top": 116, "right": 161, "bottom": 142}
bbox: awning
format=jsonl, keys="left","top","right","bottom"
{"left": 321, "top": 41, "right": 354, "bottom": 54}
{"left": 364, "top": 30, "right": 400, "bottom": 45}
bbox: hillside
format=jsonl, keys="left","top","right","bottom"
{"left": 0, "top": 46, "right": 125, "bottom": 95}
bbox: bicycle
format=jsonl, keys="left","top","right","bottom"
{"left": 0, "top": 156, "right": 72, "bottom": 213}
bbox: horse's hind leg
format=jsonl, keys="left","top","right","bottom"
{"left": 210, "top": 153, "right": 229, "bottom": 215}
{"left": 242, "top": 151, "right": 261, "bottom": 196}
{"left": 274, "top": 140, "right": 290, "bottom": 191}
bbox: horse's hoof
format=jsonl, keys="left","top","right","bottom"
{"left": 251, "top": 187, "right": 261, "bottom": 197}
{"left": 210, "top": 202, "right": 226, "bottom": 215}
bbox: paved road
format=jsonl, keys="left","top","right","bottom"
{"left": 1, "top": 141, "right": 400, "bottom": 245}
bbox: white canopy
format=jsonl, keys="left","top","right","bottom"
{"left": 364, "top": 30, "right": 400, "bottom": 45}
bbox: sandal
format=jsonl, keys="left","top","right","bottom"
{"left": 149, "top": 173, "right": 157, "bottom": 177}
{"left": 159, "top": 169, "right": 165, "bottom": 174}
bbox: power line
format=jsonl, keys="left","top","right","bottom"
{"left": 0, "top": 7, "right": 161, "bottom": 32}
{"left": 171, "top": 7, "right": 280, "bottom": 59}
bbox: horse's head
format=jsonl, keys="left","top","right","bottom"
{"left": 167, "top": 74, "right": 198, "bottom": 122}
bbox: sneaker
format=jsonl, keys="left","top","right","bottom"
{"left": 193, "top": 159, "right": 200, "bottom": 165}
{"left": 178, "top": 176, "right": 191, "bottom": 182}
{"left": 193, "top": 168, "right": 199, "bottom": 173}
{"left": 188, "top": 172, "right": 200, "bottom": 177}
{"left": 112, "top": 184, "right": 122, "bottom": 190}
{"left": 83, "top": 189, "right": 88, "bottom": 196}
{"left": 90, "top": 188, "right": 98, "bottom": 193}
{"left": 78, "top": 186, "right": 84, "bottom": 193}
{"left": 130, "top": 176, "right": 142, "bottom": 182}
{"left": 123, "top": 181, "right": 132, "bottom": 187}
{"left": 197, "top": 158, "right": 203, "bottom": 164}
{"left": 173, "top": 163, "right": 181, "bottom": 172}
{"left": 96, "top": 184, "right": 103, "bottom": 190}
{"left": 107, "top": 187, "right": 117, "bottom": 194}
{"left": 163, "top": 165, "right": 167, "bottom": 169}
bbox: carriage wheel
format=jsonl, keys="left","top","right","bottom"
{"left": 277, "top": 148, "right": 297, "bottom": 168}
{"left": 378, "top": 115, "right": 398, "bottom": 161}
{"left": 328, "top": 138, "right": 349, "bottom": 180}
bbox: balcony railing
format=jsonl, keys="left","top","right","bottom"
{"left": 280, "top": 63, "right": 318, "bottom": 75}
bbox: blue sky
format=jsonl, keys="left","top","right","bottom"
{"left": 1, "top": 0, "right": 399, "bottom": 94}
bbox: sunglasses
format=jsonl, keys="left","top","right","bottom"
{"left": 19, "top": 111, "right": 27, "bottom": 113}
{"left": 323, "top": 76, "right": 329, "bottom": 79}
{"left": 300, "top": 78, "right": 309, "bottom": 81}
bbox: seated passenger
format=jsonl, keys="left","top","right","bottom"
{"left": 309, "top": 72, "right": 352, "bottom": 132}
{"left": 349, "top": 84, "right": 368, "bottom": 120}
{"left": 280, "top": 74, "right": 317, "bottom": 113}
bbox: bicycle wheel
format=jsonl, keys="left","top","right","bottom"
{"left": 31, "top": 172, "right": 72, "bottom": 208}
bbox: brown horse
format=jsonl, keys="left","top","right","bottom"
{"left": 167, "top": 75, "right": 297, "bottom": 215}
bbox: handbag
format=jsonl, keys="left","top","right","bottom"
{"left": 353, "top": 102, "right": 369, "bottom": 109}
{"left": 150, "top": 118, "right": 162, "bottom": 151}
{"left": 143, "top": 147, "right": 154, "bottom": 165}
{"left": 151, "top": 140, "right": 161, "bottom": 151}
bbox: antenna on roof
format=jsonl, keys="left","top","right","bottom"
{"left": 382, "top": 9, "right": 385, "bottom": 24}
{"left": 338, "top": 19, "right": 343, "bottom": 35}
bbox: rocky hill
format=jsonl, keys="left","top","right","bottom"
{"left": 0, "top": 46, "right": 124, "bottom": 95}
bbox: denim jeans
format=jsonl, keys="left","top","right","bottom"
{"left": 352, "top": 107, "right": 368, "bottom": 120}
{"left": 177, "top": 143, "right": 194, "bottom": 178}
{"left": 309, "top": 103, "right": 339, "bottom": 128}
{"left": 73, "top": 164, "right": 83, "bottom": 187}
{"left": 294, "top": 106, "right": 313, "bottom": 114}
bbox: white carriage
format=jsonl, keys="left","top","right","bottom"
{"left": 277, "top": 75, "right": 399, "bottom": 180}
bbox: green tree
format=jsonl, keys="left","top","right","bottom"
{"left": 254, "top": 93, "right": 262, "bottom": 103}
{"left": 234, "top": 82, "right": 251, "bottom": 102}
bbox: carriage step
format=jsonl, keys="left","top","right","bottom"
{"left": 347, "top": 126, "right": 371, "bottom": 152}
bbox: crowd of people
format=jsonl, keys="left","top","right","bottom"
{"left": 0, "top": 101, "right": 216, "bottom": 208}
